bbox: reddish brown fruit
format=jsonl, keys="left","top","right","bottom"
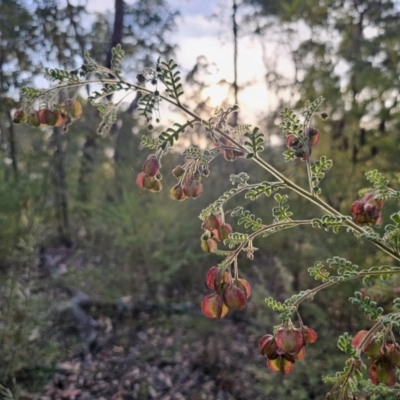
{"left": 267, "top": 356, "right": 294, "bottom": 374}
{"left": 301, "top": 326, "right": 317, "bottom": 344}
{"left": 142, "top": 155, "right": 160, "bottom": 177}
{"left": 13, "top": 109, "right": 27, "bottom": 124}
{"left": 172, "top": 165, "right": 185, "bottom": 179}
{"left": 306, "top": 127, "right": 320, "bottom": 146}
{"left": 148, "top": 179, "right": 162, "bottom": 192}
{"left": 351, "top": 330, "right": 369, "bottom": 350}
{"left": 223, "top": 285, "right": 246, "bottom": 310}
{"left": 206, "top": 266, "right": 219, "bottom": 290}
{"left": 276, "top": 328, "right": 304, "bottom": 355}
{"left": 61, "top": 99, "right": 82, "bottom": 118}
{"left": 295, "top": 346, "right": 306, "bottom": 361}
{"left": 201, "top": 238, "right": 217, "bottom": 253}
{"left": 259, "top": 334, "right": 277, "bottom": 358}
{"left": 218, "top": 223, "right": 233, "bottom": 241}
{"left": 369, "top": 360, "right": 396, "bottom": 386}
{"left": 388, "top": 344, "right": 400, "bottom": 367}
{"left": 234, "top": 278, "right": 251, "bottom": 299}
{"left": 183, "top": 179, "right": 203, "bottom": 199}
{"left": 37, "top": 109, "right": 58, "bottom": 126}
{"left": 203, "top": 213, "right": 221, "bottom": 231}
{"left": 26, "top": 113, "right": 40, "bottom": 127}
{"left": 170, "top": 184, "right": 186, "bottom": 201}
{"left": 213, "top": 269, "right": 232, "bottom": 295}
{"left": 201, "top": 293, "right": 229, "bottom": 319}
{"left": 136, "top": 172, "right": 147, "bottom": 189}
{"left": 54, "top": 110, "right": 67, "bottom": 127}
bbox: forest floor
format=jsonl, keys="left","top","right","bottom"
{"left": 20, "top": 303, "right": 268, "bottom": 400}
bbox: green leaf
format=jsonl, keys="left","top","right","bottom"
{"left": 301, "top": 96, "right": 325, "bottom": 125}
{"left": 231, "top": 207, "right": 264, "bottom": 231}
{"left": 245, "top": 182, "right": 286, "bottom": 200}
{"left": 243, "top": 127, "right": 265, "bottom": 155}
{"left": 141, "top": 136, "right": 161, "bottom": 150}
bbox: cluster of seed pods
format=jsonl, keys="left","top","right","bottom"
{"left": 352, "top": 330, "right": 400, "bottom": 386}
{"left": 201, "top": 266, "right": 251, "bottom": 319}
{"left": 259, "top": 325, "right": 317, "bottom": 374}
{"left": 169, "top": 164, "right": 210, "bottom": 201}
{"left": 286, "top": 127, "right": 320, "bottom": 160}
{"left": 12, "top": 100, "right": 82, "bottom": 128}
{"left": 136, "top": 155, "right": 163, "bottom": 192}
{"left": 351, "top": 193, "right": 384, "bottom": 226}
{"left": 200, "top": 212, "right": 233, "bottom": 253}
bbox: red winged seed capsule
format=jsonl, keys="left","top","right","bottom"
{"left": 27, "top": 113, "right": 40, "bottom": 127}
{"left": 142, "top": 155, "right": 160, "bottom": 177}
{"left": 37, "top": 109, "right": 58, "bottom": 126}
{"left": 170, "top": 183, "right": 186, "bottom": 201}
{"left": 276, "top": 328, "right": 304, "bottom": 355}
{"left": 148, "top": 179, "right": 162, "bottom": 192}
{"left": 54, "top": 110, "right": 67, "bottom": 127}
{"left": 306, "top": 127, "right": 320, "bottom": 146}
{"left": 213, "top": 269, "right": 232, "bottom": 295}
{"left": 369, "top": 360, "right": 396, "bottom": 386}
{"left": 218, "top": 223, "right": 233, "bottom": 241}
{"left": 136, "top": 172, "right": 147, "bottom": 189}
{"left": 267, "top": 356, "right": 294, "bottom": 375}
{"left": 172, "top": 165, "right": 185, "bottom": 179}
{"left": 295, "top": 346, "right": 306, "bottom": 361}
{"left": 61, "top": 99, "right": 82, "bottom": 119}
{"left": 13, "top": 109, "right": 27, "bottom": 124}
{"left": 234, "top": 278, "right": 251, "bottom": 299}
{"left": 301, "top": 326, "right": 317, "bottom": 344}
{"left": 388, "top": 344, "right": 400, "bottom": 367}
{"left": 183, "top": 180, "right": 203, "bottom": 199}
{"left": 206, "top": 266, "right": 219, "bottom": 290}
{"left": 351, "top": 330, "right": 383, "bottom": 359}
{"left": 259, "top": 334, "right": 277, "bottom": 358}
{"left": 223, "top": 285, "right": 246, "bottom": 310}
{"left": 201, "top": 238, "right": 217, "bottom": 253}
{"left": 203, "top": 213, "right": 222, "bottom": 231}
{"left": 201, "top": 293, "right": 229, "bottom": 319}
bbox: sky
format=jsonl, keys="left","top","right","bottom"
{"left": 84, "top": 0, "right": 282, "bottom": 126}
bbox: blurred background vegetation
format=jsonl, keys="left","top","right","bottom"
{"left": 1, "top": 0, "right": 400, "bottom": 398}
